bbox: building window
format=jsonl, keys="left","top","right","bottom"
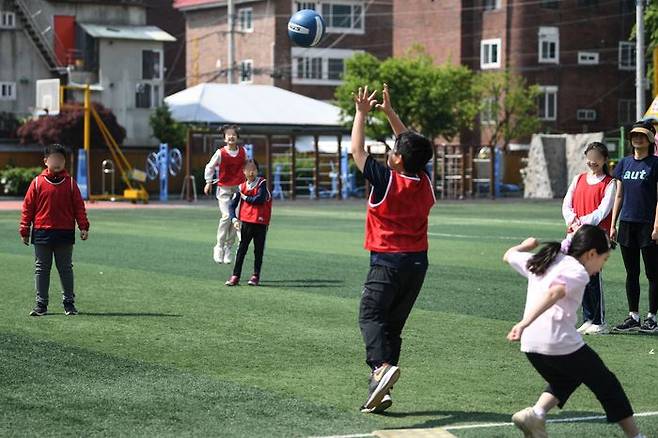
{"left": 480, "top": 97, "right": 496, "bottom": 125}
{"left": 538, "top": 86, "right": 558, "bottom": 121}
{"left": 578, "top": 51, "right": 599, "bottom": 65}
{"left": 238, "top": 8, "right": 253, "bottom": 32}
{"left": 136, "top": 83, "right": 152, "bottom": 108}
{"left": 297, "top": 57, "right": 323, "bottom": 80}
{"left": 576, "top": 109, "right": 597, "bottom": 121}
{"left": 538, "top": 27, "right": 559, "bottom": 64}
{"left": 483, "top": 0, "right": 500, "bottom": 11}
{"left": 0, "top": 11, "right": 15, "bottom": 28}
{"left": 0, "top": 82, "right": 16, "bottom": 100}
{"left": 142, "top": 50, "right": 163, "bottom": 80}
{"left": 292, "top": 47, "right": 358, "bottom": 85}
{"left": 619, "top": 42, "right": 635, "bottom": 70}
{"left": 540, "top": 0, "right": 559, "bottom": 8}
{"left": 321, "top": 2, "right": 364, "bottom": 34}
{"left": 618, "top": 99, "right": 635, "bottom": 125}
{"left": 480, "top": 38, "right": 501, "bottom": 69}
{"left": 240, "top": 60, "right": 253, "bottom": 83}
{"left": 295, "top": 1, "right": 318, "bottom": 11}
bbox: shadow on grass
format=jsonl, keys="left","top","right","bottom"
{"left": 80, "top": 312, "right": 183, "bottom": 318}
{"left": 379, "top": 409, "right": 604, "bottom": 430}
{"left": 260, "top": 278, "right": 345, "bottom": 289}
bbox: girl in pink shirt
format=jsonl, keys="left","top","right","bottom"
{"left": 503, "top": 225, "right": 644, "bottom": 438}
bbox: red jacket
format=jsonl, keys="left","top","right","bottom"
{"left": 19, "top": 169, "right": 89, "bottom": 238}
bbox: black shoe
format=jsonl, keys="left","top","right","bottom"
{"left": 639, "top": 318, "right": 658, "bottom": 334}
{"left": 29, "top": 305, "right": 47, "bottom": 316}
{"left": 612, "top": 316, "right": 641, "bottom": 333}
{"left": 64, "top": 303, "right": 78, "bottom": 316}
{"left": 360, "top": 364, "right": 400, "bottom": 413}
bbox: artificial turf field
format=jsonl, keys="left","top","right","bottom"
{"left": 0, "top": 200, "right": 657, "bottom": 438}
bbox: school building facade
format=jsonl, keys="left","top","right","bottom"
{"left": 393, "top": 0, "right": 639, "bottom": 139}
{"left": 173, "top": 0, "right": 393, "bottom": 101}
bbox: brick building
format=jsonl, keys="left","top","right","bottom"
{"left": 394, "top": 0, "right": 639, "bottom": 137}
{"left": 174, "top": 0, "right": 393, "bottom": 101}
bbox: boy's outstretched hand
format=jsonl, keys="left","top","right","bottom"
{"left": 352, "top": 85, "right": 377, "bottom": 114}
{"left": 21, "top": 235, "right": 29, "bottom": 246}
{"left": 375, "top": 83, "right": 393, "bottom": 115}
{"left": 80, "top": 230, "right": 89, "bottom": 241}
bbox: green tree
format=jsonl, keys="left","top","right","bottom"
{"left": 474, "top": 71, "right": 541, "bottom": 149}
{"left": 335, "top": 49, "right": 478, "bottom": 142}
{"left": 149, "top": 103, "right": 186, "bottom": 147}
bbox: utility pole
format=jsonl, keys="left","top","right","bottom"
{"left": 227, "top": 0, "right": 236, "bottom": 84}
{"left": 636, "top": 0, "right": 646, "bottom": 119}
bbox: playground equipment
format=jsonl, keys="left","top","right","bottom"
{"left": 36, "top": 79, "right": 150, "bottom": 203}
{"left": 145, "top": 144, "right": 183, "bottom": 202}
{"left": 101, "top": 159, "right": 116, "bottom": 200}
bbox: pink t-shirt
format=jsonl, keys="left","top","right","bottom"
{"left": 507, "top": 250, "right": 590, "bottom": 355}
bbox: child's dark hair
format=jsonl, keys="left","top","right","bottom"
{"left": 584, "top": 141, "right": 610, "bottom": 176}
{"left": 219, "top": 124, "right": 240, "bottom": 138}
{"left": 244, "top": 158, "right": 259, "bottom": 171}
{"left": 526, "top": 225, "right": 614, "bottom": 276}
{"left": 43, "top": 144, "right": 67, "bottom": 158}
{"left": 394, "top": 131, "right": 433, "bottom": 174}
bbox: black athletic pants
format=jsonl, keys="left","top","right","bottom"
{"left": 359, "top": 265, "right": 426, "bottom": 370}
{"left": 232, "top": 222, "right": 267, "bottom": 278}
{"left": 526, "top": 345, "right": 633, "bottom": 423}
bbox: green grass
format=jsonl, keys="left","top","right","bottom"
{"left": 0, "top": 200, "right": 657, "bottom": 437}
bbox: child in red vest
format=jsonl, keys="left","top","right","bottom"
{"left": 225, "top": 159, "right": 272, "bottom": 287}
{"left": 351, "top": 85, "right": 435, "bottom": 413}
{"left": 203, "top": 124, "right": 247, "bottom": 265}
{"left": 561, "top": 142, "right": 615, "bottom": 335}
{"left": 19, "top": 144, "right": 89, "bottom": 316}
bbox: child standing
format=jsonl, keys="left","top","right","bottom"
{"left": 351, "top": 85, "right": 435, "bottom": 413}
{"left": 19, "top": 144, "right": 89, "bottom": 316}
{"left": 504, "top": 226, "right": 644, "bottom": 438}
{"left": 225, "top": 159, "right": 272, "bottom": 287}
{"left": 204, "top": 125, "right": 246, "bottom": 265}
{"left": 561, "top": 142, "right": 615, "bottom": 334}
{"left": 610, "top": 121, "right": 658, "bottom": 334}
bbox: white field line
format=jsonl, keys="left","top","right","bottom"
{"left": 309, "top": 411, "right": 658, "bottom": 438}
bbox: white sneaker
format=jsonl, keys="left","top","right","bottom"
{"left": 577, "top": 320, "right": 592, "bottom": 334}
{"left": 584, "top": 323, "right": 609, "bottom": 335}
{"left": 512, "top": 407, "right": 547, "bottom": 438}
{"left": 213, "top": 245, "right": 224, "bottom": 264}
{"left": 223, "top": 246, "right": 233, "bottom": 264}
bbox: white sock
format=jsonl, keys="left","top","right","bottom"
{"left": 532, "top": 405, "right": 546, "bottom": 419}
{"left": 647, "top": 313, "right": 656, "bottom": 321}
{"left": 630, "top": 312, "right": 640, "bottom": 321}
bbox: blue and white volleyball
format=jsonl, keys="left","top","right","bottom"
{"left": 287, "top": 9, "right": 326, "bottom": 47}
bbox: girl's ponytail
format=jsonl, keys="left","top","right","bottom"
{"left": 526, "top": 242, "right": 562, "bottom": 276}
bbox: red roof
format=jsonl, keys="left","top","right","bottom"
{"left": 173, "top": 0, "right": 221, "bottom": 10}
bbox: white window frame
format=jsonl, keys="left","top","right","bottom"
{"left": 135, "top": 82, "right": 160, "bottom": 109}
{"left": 240, "top": 59, "right": 254, "bottom": 84}
{"left": 480, "top": 38, "right": 501, "bottom": 70}
{"left": 294, "top": 1, "right": 318, "bottom": 11}
{"left": 538, "top": 27, "right": 559, "bottom": 64}
{"left": 291, "top": 47, "right": 360, "bottom": 85}
{"left": 483, "top": 0, "right": 501, "bottom": 11}
{"left": 578, "top": 51, "right": 599, "bottom": 65}
{"left": 619, "top": 41, "right": 635, "bottom": 70}
{"left": 576, "top": 109, "right": 596, "bottom": 121}
{"left": 142, "top": 49, "right": 164, "bottom": 81}
{"left": 538, "top": 86, "right": 558, "bottom": 121}
{"left": 0, "top": 11, "right": 16, "bottom": 29}
{"left": 238, "top": 7, "right": 254, "bottom": 33}
{"left": 321, "top": 1, "right": 365, "bottom": 35}
{"left": 0, "top": 82, "right": 16, "bottom": 100}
